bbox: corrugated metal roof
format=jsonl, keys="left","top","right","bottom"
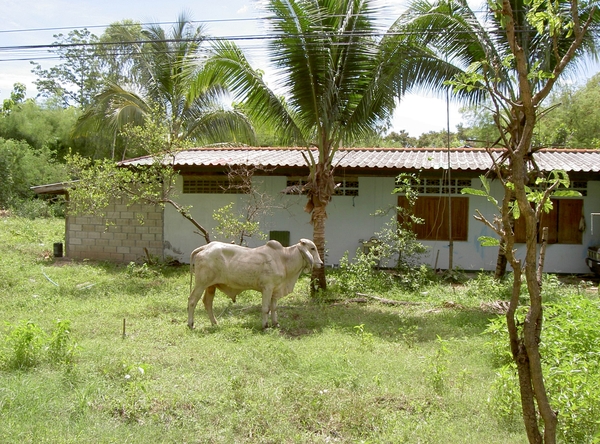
{"left": 120, "top": 147, "right": 600, "bottom": 173}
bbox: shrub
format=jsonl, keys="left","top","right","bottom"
{"left": 336, "top": 250, "right": 394, "bottom": 294}
{"left": 47, "top": 320, "right": 77, "bottom": 366}
{"left": 2, "top": 321, "right": 47, "bottom": 369}
{"left": 0, "top": 138, "right": 67, "bottom": 210}
{"left": 1, "top": 319, "right": 78, "bottom": 370}
{"left": 486, "top": 295, "right": 600, "bottom": 442}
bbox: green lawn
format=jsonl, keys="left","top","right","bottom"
{"left": 0, "top": 215, "right": 566, "bottom": 443}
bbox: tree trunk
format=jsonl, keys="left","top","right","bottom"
{"left": 508, "top": 149, "right": 558, "bottom": 443}
{"left": 306, "top": 161, "right": 335, "bottom": 294}
{"left": 494, "top": 242, "right": 508, "bottom": 279}
{"left": 311, "top": 206, "right": 327, "bottom": 293}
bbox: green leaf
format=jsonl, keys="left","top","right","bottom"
{"left": 461, "top": 188, "right": 488, "bottom": 196}
{"left": 478, "top": 236, "right": 500, "bottom": 247}
{"left": 552, "top": 190, "right": 582, "bottom": 197}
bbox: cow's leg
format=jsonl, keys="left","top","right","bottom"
{"left": 261, "top": 289, "right": 273, "bottom": 329}
{"left": 202, "top": 286, "right": 217, "bottom": 325}
{"left": 187, "top": 283, "right": 205, "bottom": 329}
{"left": 269, "top": 296, "right": 280, "bottom": 328}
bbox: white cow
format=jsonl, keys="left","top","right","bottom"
{"left": 187, "top": 238, "right": 323, "bottom": 329}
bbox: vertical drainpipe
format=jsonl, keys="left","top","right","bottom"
{"left": 446, "top": 87, "right": 453, "bottom": 271}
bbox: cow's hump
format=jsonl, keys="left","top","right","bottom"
{"left": 266, "top": 240, "right": 283, "bottom": 250}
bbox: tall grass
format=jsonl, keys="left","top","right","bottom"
{"left": 0, "top": 215, "right": 594, "bottom": 443}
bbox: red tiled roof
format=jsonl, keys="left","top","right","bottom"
{"left": 120, "top": 147, "right": 600, "bottom": 173}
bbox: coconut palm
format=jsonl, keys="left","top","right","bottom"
{"left": 394, "top": 0, "right": 599, "bottom": 441}
{"left": 76, "top": 12, "right": 255, "bottom": 159}
{"left": 203, "top": 0, "right": 458, "bottom": 290}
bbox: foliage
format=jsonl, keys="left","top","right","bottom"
{"left": 46, "top": 320, "right": 78, "bottom": 366}
{"left": 0, "top": 137, "right": 67, "bottom": 210}
{"left": 75, "top": 12, "right": 255, "bottom": 160}
{"left": 212, "top": 203, "right": 266, "bottom": 245}
{"left": 334, "top": 173, "right": 431, "bottom": 294}
{"left": 0, "top": 97, "right": 80, "bottom": 155}
{"left": 414, "top": 129, "right": 463, "bottom": 148}
{"left": 31, "top": 29, "right": 105, "bottom": 108}
{"left": 336, "top": 249, "right": 395, "bottom": 294}
{"left": 458, "top": 105, "right": 503, "bottom": 148}
{"left": 535, "top": 73, "right": 600, "bottom": 148}
{"left": 486, "top": 295, "right": 600, "bottom": 443}
{"left": 1, "top": 319, "right": 77, "bottom": 370}
{"left": 1, "top": 321, "right": 47, "bottom": 369}
{"left": 66, "top": 121, "right": 211, "bottom": 243}
{"left": 378, "top": 130, "right": 418, "bottom": 148}
{"left": 425, "top": 335, "right": 450, "bottom": 394}
{"left": 381, "top": 172, "right": 429, "bottom": 271}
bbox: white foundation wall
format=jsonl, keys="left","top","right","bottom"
{"left": 163, "top": 175, "right": 600, "bottom": 274}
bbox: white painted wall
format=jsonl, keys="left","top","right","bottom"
{"left": 164, "top": 175, "right": 600, "bottom": 274}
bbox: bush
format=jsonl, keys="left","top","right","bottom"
{"left": 2, "top": 321, "right": 47, "bottom": 370}
{"left": 335, "top": 250, "right": 395, "bottom": 294}
{"left": 486, "top": 295, "right": 600, "bottom": 442}
{"left": 0, "top": 137, "right": 67, "bottom": 210}
{"left": 1, "top": 320, "right": 78, "bottom": 370}
{"left": 10, "top": 197, "right": 65, "bottom": 219}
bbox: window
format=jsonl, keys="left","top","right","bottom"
{"left": 285, "top": 177, "right": 359, "bottom": 196}
{"left": 514, "top": 198, "right": 584, "bottom": 244}
{"left": 397, "top": 177, "right": 472, "bottom": 195}
{"left": 182, "top": 176, "right": 247, "bottom": 194}
{"left": 398, "top": 195, "right": 469, "bottom": 241}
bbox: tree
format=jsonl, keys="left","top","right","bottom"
{"left": 2, "top": 83, "right": 27, "bottom": 113}
{"left": 380, "top": 130, "right": 417, "bottom": 148}
{"left": 67, "top": 120, "right": 211, "bottom": 243}
{"left": 75, "top": 12, "right": 255, "bottom": 160}
{"left": 0, "top": 97, "right": 80, "bottom": 158}
{"left": 397, "top": 0, "right": 599, "bottom": 441}
{"left": 203, "top": 0, "right": 443, "bottom": 291}
{"left": 0, "top": 138, "right": 67, "bottom": 209}
{"left": 535, "top": 73, "right": 600, "bottom": 148}
{"left": 31, "top": 29, "right": 105, "bottom": 108}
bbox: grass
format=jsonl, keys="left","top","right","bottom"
{"left": 4, "top": 216, "right": 593, "bottom": 443}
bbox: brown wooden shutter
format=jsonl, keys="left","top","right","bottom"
{"left": 451, "top": 197, "right": 469, "bottom": 241}
{"left": 398, "top": 196, "right": 468, "bottom": 241}
{"left": 557, "top": 199, "right": 583, "bottom": 244}
{"left": 513, "top": 199, "right": 583, "bottom": 244}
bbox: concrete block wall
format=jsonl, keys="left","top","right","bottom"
{"left": 66, "top": 198, "right": 164, "bottom": 263}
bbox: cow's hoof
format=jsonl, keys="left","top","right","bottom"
{"left": 187, "top": 323, "right": 194, "bottom": 329}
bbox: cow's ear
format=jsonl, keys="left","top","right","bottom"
{"left": 298, "top": 242, "right": 314, "bottom": 272}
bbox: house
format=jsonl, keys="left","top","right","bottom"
{"left": 33, "top": 147, "right": 600, "bottom": 274}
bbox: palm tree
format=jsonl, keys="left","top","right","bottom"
{"left": 394, "top": 0, "right": 598, "bottom": 441}
{"left": 76, "top": 12, "right": 255, "bottom": 159}
{"left": 203, "top": 0, "right": 454, "bottom": 291}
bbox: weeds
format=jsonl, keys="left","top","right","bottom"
{"left": 353, "top": 323, "right": 374, "bottom": 350}
{"left": 486, "top": 295, "right": 600, "bottom": 443}
{"left": 2, "top": 321, "right": 47, "bottom": 369}
{"left": 1, "top": 319, "right": 78, "bottom": 370}
{"left": 425, "top": 335, "right": 450, "bottom": 395}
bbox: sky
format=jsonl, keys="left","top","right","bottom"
{"left": 0, "top": 0, "right": 597, "bottom": 138}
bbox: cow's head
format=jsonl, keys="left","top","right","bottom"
{"left": 298, "top": 238, "right": 323, "bottom": 273}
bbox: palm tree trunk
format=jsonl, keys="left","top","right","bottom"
{"left": 311, "top": 205, "right": 327, "bottom": 293}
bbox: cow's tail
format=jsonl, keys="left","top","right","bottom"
{"left": 189, "top": 246, "right": 202, "bottom": 294}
